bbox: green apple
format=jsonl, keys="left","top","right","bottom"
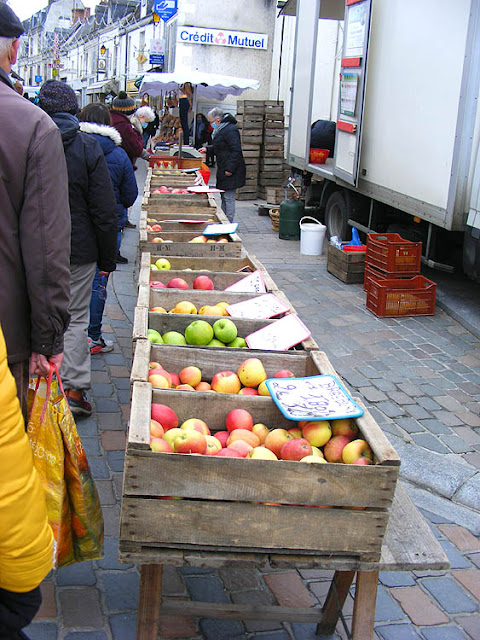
{"left": 147, "top": 329, "right": 163, "bottom": 344}
{"left": 155, "top": 258, "right": 171, "bottom": 270}
{"left": 213, "top": 318, "right": 237, "bottom": 344}
{"left": 226, "top": 337, "right": 247, "bottom": 348}
{"left": 150, "top": 264, "right": 159, "bottom": 271}
{"left": 162, "top": 331, "right": 187, "bottom": 345}
{"left": 207, "top": 338, "right": 225, "bottom": 347}
{"left": 184, "top": 320, "right": 214, "bottom": 345}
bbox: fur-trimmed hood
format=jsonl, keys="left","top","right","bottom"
{"left": 79, "top": 122, "right": 122, "bottom": 146}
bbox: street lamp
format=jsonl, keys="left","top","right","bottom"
{"left": 100, "top": 44, "right": 106, "bottom": 56}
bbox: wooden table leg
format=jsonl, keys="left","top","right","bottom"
{"left": 351, "top": 570, "right": 379, "bottom": 640}
{"left": 316, "top": 570, "right": 355, "bottom": 636}
{"left": 137, "top": 564, "right": 163, "bottom": 640}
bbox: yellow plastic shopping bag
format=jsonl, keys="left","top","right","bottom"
{"left": 27, "top": 365, "right": 104, "bottom": 569}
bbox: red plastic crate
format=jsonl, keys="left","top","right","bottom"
{"left": 363, "top": 263, "right": 419, "bottom": 292}
{"left": 366, "top": 275, "right": 436, "bottom": 317}
{"left": 366, "top": 233, "right": 422, "bottom": 274}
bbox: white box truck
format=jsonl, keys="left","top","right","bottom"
{"left": 281, "top": 0, "right": 480, "bottom": 280}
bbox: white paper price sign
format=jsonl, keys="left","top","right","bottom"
{"left": 225, "top": 270, "right": 266, "bottom": 293}
{"left": 246, "top": 314, "right": 311, "bottom": 351}
{"left": 227, "top": 294, "right": 290, "bottom": 320}
{"left": 187, "top": 186, "right": 224, "bottom": 193}
{"left": 265, "top": 375, "right": 364, "bottom": 421}
{"left": 203, "top": 223, "right": 238, "bottom": 236}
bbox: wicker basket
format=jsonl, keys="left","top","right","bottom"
{"left": 269, "top": 208, "right": 280, "bottom": 231}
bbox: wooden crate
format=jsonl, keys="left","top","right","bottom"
{"left": 136, "top": 283, "right": 294, "bottom": 315}
{"left": 131, "top": 342, "right": 337, "bottom": 385}
{"left": 327, "top": 244, "right": 366, "bottom": 284}
{"left": 140, "top": 251, "right": 276, "bottom": 282}
{"left": 139, "top": 230, "right": 243, "bottom": 257}
{"left": 265, "top": 187, "right": 286, "bottom": 205}
{"left": 132, "top": 307, "right": 318, "bottom": 352}
{"left": 140, "top": 209, "right": 226, "bottom": 228}
{"left": 142, "top": 192, "right": 217, "bottom": 214}
{"left": 141, "top": 267, "right": 279, "bottom": 292}
{"left": 121, "top": 383, "right": 400, "bottom": 561}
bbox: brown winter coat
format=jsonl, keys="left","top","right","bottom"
{"left": 0, "top": 69, "right": 71, "bottom": 363}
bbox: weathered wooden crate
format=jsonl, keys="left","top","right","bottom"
{"left": 143, "top": 191, "right": 217, "bottom": 214}
{"left": 139, "top": 230, "right": 243, "bottom": 257}
{"left": 121, "top": 383, "right": 400, "bottom": 561}
{"left": 327, "top": 244, "right": 366, "bottom": 284}
{"left": 140, "top": 209, "right": 226, "bottom": 230}
{"left": 139, "top": 252, "right": 279, "bottom": 291}
{"left": 142, "top": 268, "right": 277, "bottom": 292}
{"left": 132, "top": 308, "right": 318, "bottom": 352}
{"left": 131, "top": 342, "right": 337, "bottom": 386}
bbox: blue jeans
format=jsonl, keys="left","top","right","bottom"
{"left": 88, "top": 269, "right": 108, "bottom": 341}
{"left": 221, "top": 189, "right": 236, "bottom": 222}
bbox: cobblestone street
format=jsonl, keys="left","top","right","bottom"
{"left": 25, "top": 163, "right": 480, "bottom": 640}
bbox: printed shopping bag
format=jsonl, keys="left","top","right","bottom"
{"left": 27, "top": 365, "right": 104, "bottom": 568}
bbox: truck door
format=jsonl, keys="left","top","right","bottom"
{"left": 333, "top": 0, "right": 372, "bottom": 186}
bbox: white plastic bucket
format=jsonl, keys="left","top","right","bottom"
{"left": 300, "top": 216, "right": 327, "bottom": 256}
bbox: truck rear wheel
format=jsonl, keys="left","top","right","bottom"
{"left": 325, "top": 191, "right": 349, "bottom": 240}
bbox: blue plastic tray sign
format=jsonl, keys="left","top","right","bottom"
{"left": 265, "top": 375, "right": 364, "bottom": 421}
{"left": 203, "top": 223, "right": 238, "bottom": 236}
{"left": 154, "top": 0, "right": 177, "bottom": 22}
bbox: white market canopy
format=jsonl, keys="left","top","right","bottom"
{"left": 139, "top": 69, "right": 260, "bottom": 101}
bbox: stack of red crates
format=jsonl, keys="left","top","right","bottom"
{"left": 364, "top": 233, "right": 436, "bottom": 317}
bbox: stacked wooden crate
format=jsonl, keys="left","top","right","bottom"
{"left": 258, "top": 101, "right": 287, "bottom": 201}
{"left": 236, "top": 101, "right": 265, "bottom": 200}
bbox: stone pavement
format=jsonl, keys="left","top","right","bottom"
{"left": 25, "top": 163, "right": 479, "bottom": 640}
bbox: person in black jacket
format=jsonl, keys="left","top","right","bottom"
{"left": 38, "top": 81, "right": 118, "bottom": 416}
{"left": 202, "top": 108, "right": 246, "bottom": 222}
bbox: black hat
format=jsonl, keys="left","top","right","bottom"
{"left": 111, "top": 91, "right": 135, "bottom": 115}
{"left": 38, "top": 80, "right": 79, "bottom": 115}
{"left": 0, "top": 4, "right": 24, "bottom": 38}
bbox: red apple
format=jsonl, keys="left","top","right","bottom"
{"left": 150, "top": 419, "right": 164, "bottom": 439}
{"left": 352, "top": 458, "right": 372, "bottom": 465}
{"left": 162, "top": 428, "right": 183, "bottom": 448}
{"left": 264, "top": 428, "right": 293, "bottom": 457}
{"left": 225, "top": 408, "right": 253, "bottom": 432}
{"left": 215, "top": 448, "right": 242, "bottom": 458}
{"left": 215, "top": 431, "right": 230, "bottom": 447}
{"left": 151, "top": 404, "right": 179, "bottom": 431}
{"left": 288, "top": 427, "right": 303, "bottom": 439}
{"left": 169, "top": 372, "right": 180, "bottom": 387}
{"left": 180, "top": 418, "right": 210, "bottom": 436}
{"left": 175, "top": 384, "right": 195, "bottom": 391}
{"left": 150, "top": 280, "right": 167, "bottom": 289}
{"left": 227, "top": 429, "right": 260, "bottom": 448}
{"left": 151, "top": 224, "right": 162, "bottom": 232}
{"left": 302, "top": 421, "right": 332, "bottom": 448}
{"left": 342, "top": 439, "right": 373, "bottom": 464}
{"left": 195, "top": 381, "right": 212, "bottom": 392}
{"left": 252, "top": 423, "right": 269, "bottom": 444}
{"left": 204, "top": 435, "right": 222, "bottom": 455}
{"left": 148, "top": 373, "right": 171, "bottom": 389}
{"left": 150, "top": 437, "right": 173, "bottom": 453}
{"left": 211, "top": 371, "right": 241, "bottom": 394}
{"left": 174, "top": 431, "right": 207, "bottom": 454}
{"left": 323, "top": 435, "right": 352, "bottom": 463}
{"left": 179, "top": 366, "right": 202, "bottom": 387}
{"left": 227, "top": 440, "right": 253, "bottom": 458}
{"left": 331, "top": 418, "right": 359, "bottom": 441}
{"left": 167, "top": 277, "right": 189, "bottom": 290}
{"left": 280, "top": 438, "right": 312, "bottom": 461}
{"left": 274, "top": 369, "right": 295, "bottom": 378}
{"left": 193, "top": 275, "right": 215, "bottom": 290}
{"left": 238, "top": 387, "right": 259, "bottom": 396}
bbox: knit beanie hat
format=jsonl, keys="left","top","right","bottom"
{"left": 38, "top": 80, "right": 78, "bottom": 115}
{"left": 111, "top": 91, "right": 136, "bottom": 115}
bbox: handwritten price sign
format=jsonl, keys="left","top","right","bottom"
{"left": 225, "top": 270, "right": 266, "bottom": 293}
{"left": 226, "top": 294, "right": 290, "bottom": 320}
{"left": 265, "top": 375, "right": 364, "bottom": 421}
{"left": 203, "top": 223, "right": 238, "bottom": 236}
{"left": 245, "top": 314, "right": 311, "bottom": 351}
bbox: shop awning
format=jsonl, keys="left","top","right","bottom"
{"left": 139, "top": 69, "right": 260, "bottom": 101}
{"left": 86, "top": 79, "right": 119, "bottom": 95}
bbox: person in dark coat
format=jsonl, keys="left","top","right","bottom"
{"left": 38, "top": 80, "right": 118, "bottom": 416}
{"left": 202, "top": 108, "right": 246, "bottom": 222}
{"left": 78, "top": 103, "right": 138, "bottom": 354}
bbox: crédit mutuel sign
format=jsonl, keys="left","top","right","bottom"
{"left": 177, "top": 26, "right": 268, "bottom": 50}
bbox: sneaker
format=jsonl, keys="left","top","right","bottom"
{"left": 124, "top": 220, "right": 136, "bottom": 229}
{"left": 88, "top": 336, "right": 114, "bottom": 354}
{"left": 116, "top": 253, "right": 128, "bottom": 264}
{"left": 65, "top": 389, "right": 92, "bottom": 417}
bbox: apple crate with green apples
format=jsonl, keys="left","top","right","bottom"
{"left": 139, "top": 229, "right": 243, "bottom": 257}
{"left": 120, "top": 382, "right": 400, "bottom": 561}
{"left": 139, "top": 252, "right": 279, "bottom": 291}
{"left": 132, "top": 309, "right": 318, "bottom": 353}
{"left": 131, "top": 341, "right": 338, "bottom": 392}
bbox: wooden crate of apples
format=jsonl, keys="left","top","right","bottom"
{"left": 120, "top": 381, "right": 400, "bottom": 561}
{"left": 139, "top": 230, "right": 243, "bottom": 257}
